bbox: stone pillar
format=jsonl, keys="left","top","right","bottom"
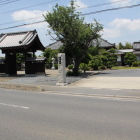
{"left": 56, "top": 53, "right": 67, "bottom": 86}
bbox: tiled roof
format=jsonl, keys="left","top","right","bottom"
{"left": 25, "top": 57, "right": 46, "bottom": 62}
{"left": 46, "top": 41, "right": 63, "bottom": 50}
{"left": 0, "top": 30, "right": 43, "bottom": 49}
{"left": 46, "top": 38, "right": 115, "bottom": 50}
{"left": 91, "top": 38, "right": 115, "bottom": 48}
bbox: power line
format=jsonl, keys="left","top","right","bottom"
{"left": 81, "top": 3, "right": 140, "bottom": 16}
{"left": 0, "top": 3, "right": 140, "bottom": 31}
{"left": 0, "top": 16, "right": 43, "bottom": 26}
{"left": 78, "top": 0, "right": 132, "bottom": 10}
{"left": 0, "top": 0, "right": 59, "bottom": 15}
{"left": 0, "top": 0, "right": 20, "bottom": 6}
{"left": 0, "top": 21, "right": 46, "bottom": 30}
{"left": 0, "top": 0, "right": 134, "bottom": 26}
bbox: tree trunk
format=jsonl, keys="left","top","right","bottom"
{"left": 73, "top": 59, "right": 80, "bottom": 76}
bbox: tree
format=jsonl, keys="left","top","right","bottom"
{"left": 117, "top": 42, "right": 124, "bottom": 49}
{"left": 43, "top": 1, "right": 103, "bottom": 76}
{"left": 99, "top": 48, "right": 117, "bottom": 69}
{"left": 116, "top": 42, "right": 132, "bottom": 49}
{"left": 16, "top": 53, "right": 25, "bottom": 63}
{"left": 125, "top": 42, "right": 132, "bottom": 49}
{"left": 124, "top": 52, "right": 137, "bottom": 66}
{"left": 42, "top": 48, "right": 58, "bottom": 68}
{"left": 89, "top": 55, "right": 103, "bottom": 70}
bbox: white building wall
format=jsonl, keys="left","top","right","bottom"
{"left": 117, "top": 55, "right": 121, "bottom": 61}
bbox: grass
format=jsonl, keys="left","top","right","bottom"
{"left": 112, "top": 66, "right": 140, "bottom": 70}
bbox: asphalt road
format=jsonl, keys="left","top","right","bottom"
{"left": 0, "top": 88, "right": 140, "bottom": 140}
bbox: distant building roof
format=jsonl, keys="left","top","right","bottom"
{"left": 91, "top": 38, "right": 115, "bottom": 48}
{"left": 0, "top": 30, "right": 45, "bottom": 51}
{"left": 46, "top": 38, "right": 115, "bottom": 50}
{"left": 117, "top": 49, "right": 134, "bottom": 54}
{"left": 133, "top": 42, "right": 140, "bottom": 50}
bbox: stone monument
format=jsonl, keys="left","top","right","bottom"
{"left": 56, "top": 53, "right": 67, "bottom": 86}
{"left": 51, "top": 57, "right": 55, "bottom": 70}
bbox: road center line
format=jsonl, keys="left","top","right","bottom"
{"left": 0, "top": 103, "right": 30, "bottom": 109}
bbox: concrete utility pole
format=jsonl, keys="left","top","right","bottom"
{"left": 56, "top": 53, "right": 67, "bottom": 86}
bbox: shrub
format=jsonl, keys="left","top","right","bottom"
{"left": 68, "top": 65, "right": 74, "bottom": 70}
{"left": 100, "top": 65, "right": 106, "bottom": 70}
{"left": 132, "top": 61, "right": 139, "bottom": 67}
{"left": 79, "top": 63, "right": 90, "bottom": 73}
{"left": 124, "top": 52, "right": 137, "bottom": 66}
{"left": 54, "top": 64, "right": 58, "bottom": 69}
{"left": 45, "top": 63, "right": 51, "bottom": 69}
{"left": 66, "top": 70, "right": 73, "bottom": 76}
{"left": 66, "top": 70, "right": 81, "bottom": 76}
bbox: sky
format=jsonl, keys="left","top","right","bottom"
{"left": 0, "top": 0, "right": 140, "bottom": 56}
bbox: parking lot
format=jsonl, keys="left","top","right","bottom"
{"left": 69, "top": 69, "right": 140, "bottom": 90}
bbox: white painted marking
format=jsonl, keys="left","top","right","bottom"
{"left": 0, "top": 103, "right": 30, "bottom": 109}
{"left": 111, "top": 89, "right": 122, "bottom": 91}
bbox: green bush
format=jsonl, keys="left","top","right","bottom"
{"left": 66, "top": 70, "right": 81, "bottom": 76}
{"left": 124, "top": 52, "right": 137, "bottom": 66}
{"left": 132, "top": 61, "right": 139, "bottom": 67}
{"left": 79, "top": 63, "right": 90, "bottom": 73}
{"left": 100, "top": 65, "right": 106, "bottom": 70}
{"left": 54, "top": 64, "right": 58, "bottom": 69}
{"left": 68, "top": 65, "right": 74, "bottom": 70}
{"left": 45, "top": 63, "right": 51, "bottom": 69}
{"left": 66, "top": 70, "right": 74, "bottom": 76}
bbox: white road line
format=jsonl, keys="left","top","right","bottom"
{"left": 111, "top": 89, "right": 122, "bottom": 90}
{"left": 0, "top": 103, "right": 30, "bottom": 109}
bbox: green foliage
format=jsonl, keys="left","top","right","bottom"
{"left": 42, "top": 48, "right": 58, "bottom": 69}
{"left": 124, "top": 52, "right": 137, "bottom": 66}
{"left": 88, "top": 46, "right": 99, "bottom": 56}
{"left": 66, "top": 70, "right": 74, "bottom": 76}
{"left": 116, "top": 42, "right": 132, "bottom": 49}
{"left": 79, "top": 63, "right": 90, "bottom": 73}
{"left": 100, "top": 48, "right": 117, "bottom": 69}
{"left": 100, "top": 65, "right": 106, "bottom": 70}
{"left": 68, "top": 65, "right": 74, "bottom": 70}
{"left": 66, "top": 70, "right": 81, "bottom": 76}
{"left": 89, "top": 55, "right": 103, "bottom": 70}
{"left": 132, "top": 61, "right": 139, "bottom": 67}
{"left": 54, "top": 64, "right": 58, "bottom": 69}
{"left": 43, "top": 1, "right": 103, "bottom": 75}
{"left": 125, "top": 42, "right": 132, "bottom": 49}
{"left": 16, "top": 53, "right": 25, "bottom": 63}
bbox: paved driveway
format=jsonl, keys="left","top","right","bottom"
{"left": 68, "top": 69, "right": 140, "bottom": 90}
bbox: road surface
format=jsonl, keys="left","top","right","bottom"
{"left": 0, "top": 88, "right": 140, "bottom": 140}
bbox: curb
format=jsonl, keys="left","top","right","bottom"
{"left": 0, "top": 83, "right": 44, "bottom": 92}
{"left": 45, "top": 91, "right": 140, "bottom": 100}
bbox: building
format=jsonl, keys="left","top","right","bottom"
{"left": 0, "top": 30, "right": 45, "bottom": 76}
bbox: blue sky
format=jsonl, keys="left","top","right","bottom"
{"left": 0, "top": 0, "right": 140, "bottom": 56}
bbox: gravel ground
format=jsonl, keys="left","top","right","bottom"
{"left": 7, "top": 76, "right": 83, "bottom": 85}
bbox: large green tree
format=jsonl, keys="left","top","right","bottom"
{"left": 43, "top": 1, "right": 103, "bottom": 75}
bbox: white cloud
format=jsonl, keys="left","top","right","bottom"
{"left": 108, "top": 0, "right": 138, "bottom": 7}
{"left": 102, "top": 18, "right": 140, "bottom": 40}
{"left": 68, "top": 0, "right": 87, "bottom": 10}
{"left": 11, "top": 10, "right": 48, "bottom": 29}
{"left": 75, "top": 0, "right": 87, "bottom": 9}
